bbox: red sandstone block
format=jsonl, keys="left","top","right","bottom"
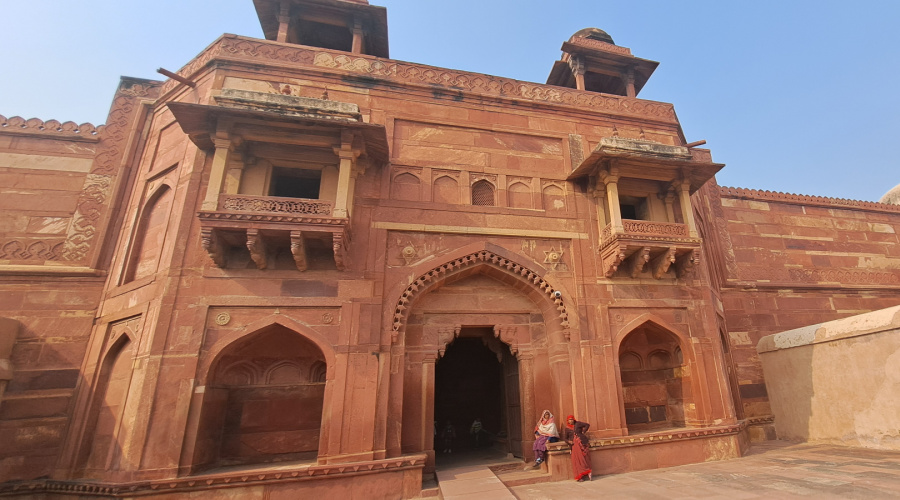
{"left": 0, "top": 395, "right": 70, "bottom": 420}
{"left": 0, "top": 192, "right": 81, "bottom": 213}
{"left": 467, "top": 109, "right": 530, "bottom": 128}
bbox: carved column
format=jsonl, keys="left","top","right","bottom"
{"left": 333, "top": 132, "right": 360, "bottom": 219}
{"left": 351, "top": 17, "right": 364, "bottom": 54}
{"left": 421, "top": 352, "right": 438, "bottom": 473}
{"left": 601, "top": 165, "right": 624, "bottom": 235}
{"left": 592, "top": 177, "right": 608, "bottom": 236}
{"left": 569, "top": 55, "right": 586, "bottom": 91}
{"left": 663, "top": 187, "right": 677, "bottom": 223}
{"left": 223, "top": 150, "right": 244, "bottom": 195}
{"left": 517, "top": 350, "right": 536, "bottom": 456}
{"left": 676, "top": 177, "right": 698, "bottom": 237}
{"left": 201, "top": 137, "right": 233, "bottom": 211}
{"left": 276, "top": 1, "right": 291, "bottom": 43}
{"left": 623, "top": 66, "right": 636, "bottom": 98}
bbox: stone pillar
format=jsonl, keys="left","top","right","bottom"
{"left": 0, "top": 318, "right": 20, "bottom": 412}
{"left": 277, "top": 2, "right": 291, "bottom": 43}
{"left": 676, "top": 177, "right": 698, "bottom": 237}
{"left": 623, "top": 66, "right": 636, "bottom": 98}
{"left": 201, "top": 137, "right": 233, "bottom": 211}
{"left": 333, "top": 133, "right": 359, "bottom": 219}
{"left": 601, "top": 166, "right": 623, "bottom": 234}
{"left": 663, "top": 187, "right": 677, "bottom": 223}
{"left": 569, "top": 56, "right": 586, "bottom": 91}
{"left": 518, "top": 351, "right": 536, "bottom": 456}
{"left": 223, "top": 151, "right": 243, "bottom": 195}
{"left": 421, "top": 352, "right": 437, "bottom": 472}
{"left": 351, "top": 18, "right": 364, "bottom": 54}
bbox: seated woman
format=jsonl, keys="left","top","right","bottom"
{"left": 564, "top": 415, "right": 592, "bottom": 482}
{"left": 527, "top": 410, "right": 559, "bottom": 469}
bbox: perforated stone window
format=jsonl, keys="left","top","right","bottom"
{"left": 471, "top": 180, "right": 495, "bottom": 206}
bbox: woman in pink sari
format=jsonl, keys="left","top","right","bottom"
{"left": 564, "top": 415, "right": 592, "bottom": 481}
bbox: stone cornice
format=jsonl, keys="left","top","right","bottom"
{"left": 158, "top": 35, "right": 678, "bottom": 124}
{"left": 0, "top": 114, "right": 103, "bottom": 142}
{"left": 719, "top": 186, "right": 900, "bottom": 214}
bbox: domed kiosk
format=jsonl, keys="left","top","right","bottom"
{"left": 881, "top": 183, "right": 900, "bottom": 205}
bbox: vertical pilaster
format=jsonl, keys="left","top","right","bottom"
{"left": 518, "top": 351, "right": 536, "bottom": 455}
{"left": 664, "top": 187, "right": 677, "bottom": 223}
{"left": 569, "top": 55, "right": 586, "bottom": 91}
{"left": 421, "top": 352, "right": 437, "bottom": 472}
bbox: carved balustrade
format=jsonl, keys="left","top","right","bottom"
{"left": 218, "top": 194, "right": 334, "bottom": 216}
{"left": 598, "top": 219, "right": 701, "bottom": 280}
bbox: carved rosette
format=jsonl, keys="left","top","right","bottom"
{"left": 391, "top": 250, "right": 570, "bottom": 342}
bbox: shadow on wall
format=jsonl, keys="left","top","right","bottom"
{"left": 758, "top": 306, "right": 900, "bottom": 450}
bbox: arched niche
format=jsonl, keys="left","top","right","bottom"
{"left": 617, "top": 321, "right": 689, "bottom": 433}
{"left": 391, "top": 172, "right": 421, "bottom": 201}
{"left": 77, "top": 334, "right": 135, "bottom": 478}
{"left": 191, "top": 324, "right": 328, "bottom": 471}
{"left": 123, "top": 184, "right": 174, "bottom": 283}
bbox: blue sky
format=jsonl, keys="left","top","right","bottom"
{"left": 1, "top": 0, "right": 897, "bottom": 202}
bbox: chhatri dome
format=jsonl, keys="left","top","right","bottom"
{"left": 570, "top": 27, "right": 616, "bottom": 45}
{"left": 881, "top": 183, "right": 900, "bottom": 205}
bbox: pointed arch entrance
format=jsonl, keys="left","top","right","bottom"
{"left": 390, "top": 246, "right": 574, "bottom": 471}
{"left": 434, "top": 327, "right": 521, "bottom": 458}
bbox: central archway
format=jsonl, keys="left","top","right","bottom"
{"left": 434, "top": 328, "right": 521, "bottom": 460}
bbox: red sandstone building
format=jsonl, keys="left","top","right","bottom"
{"left": 1, "top": 1, "right": 899, "bottom": 498}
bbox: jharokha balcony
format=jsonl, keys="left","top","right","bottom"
{"left": 566, "top": 135, "right": 723, "bottom": 279}
{"left": 599, "top": 219, "right": 701, "bottom": 279}
{"left": 168, "top": 90, "right": 389, "bottom": 272}
{"left": 198, "top": 194, "right": 349, "bottom": 272}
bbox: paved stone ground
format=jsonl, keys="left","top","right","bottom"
{"left": 508, "top": 441, "right": 900, "bottom": 499}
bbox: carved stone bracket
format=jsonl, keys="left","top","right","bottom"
{"left": 493, "top": 325, "right": 520, "bottom": 356}
{"left": 333, "top": 232, "right": 347, "bottom": 271}
{"left": 676, "top": 249, "right": 700, "bottom": 278}
{"left": 437, "top": 326, "right": 461, "bottom": 358}
{"left": 652, "top": 247, "right": 677, "bottom": 279}
{"left": 246, "top": 229, "right": 267, "bottom": 270}
{"left": 627, "top": 247, "right": 651, "bottom": 278}
{"left": 600, "top": 243, "right": 627, "bottom": 278}
{"left": 201, "top": 227, "right": 225, "bottom": 267}
{"left": 290, "top": 231, "right": 307, "bottom": 271}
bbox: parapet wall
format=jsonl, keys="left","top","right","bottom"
{"left": 757, "top": 305, "right": 900, "bottom": 450}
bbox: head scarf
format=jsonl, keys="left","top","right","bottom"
{"left": 566, "top": 415, "right": 576, "bottom": 429}
{"left": 535, "top": 410, "right": 559, "bottom": 437}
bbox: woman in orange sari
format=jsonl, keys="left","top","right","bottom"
{"left": 564, "top": 415, "right": 592, "bottom": 481}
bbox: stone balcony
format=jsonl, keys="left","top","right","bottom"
{"left": 598, "top": 219, "right": 701, "bottom": 279}
{"left": 198, "top": 194, "right": 349, "bottom": 271}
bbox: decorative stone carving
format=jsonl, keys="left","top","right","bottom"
{"left": 628, "top": 247, "right": 651, "bottom": 278}
{"left": 437, "top": 326, "right": 460, "bottom": 358}
{"left": 214, "top": 312, "right": 231, "bottom": 326}
{"left": 401, "top": 245, "right": 417, "bottom": 265}
{"left": 220, "top": 195, "right": 334, "bottom": 215}
{"left": 543, "top": 246, "right": 565, "bottom": 271}
{"left": 333, "top": 232, "right": 347, "bottom": 271}
{"left": 322, "top": 312, "right": 335, "bottom": 324}
{"left": 493, "top": 325, "right": 520, "bottom": 356}
{"left": 0, "top": 114, "right": 103, "bottom": 141}
{"left": 201, "top": 227, "right": 225, "bottom": 267}
{"left": 392, "top": 250, "right": 570, "bottom": 341}
{"left": 652, "top": 247, "right": 677, "bottom": 279}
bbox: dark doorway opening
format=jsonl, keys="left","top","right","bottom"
{"left": 434, "top": 328, "right": 521, "bottom": 462}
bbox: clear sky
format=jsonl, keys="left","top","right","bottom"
{"left": 1, "top": 0, "right": 897, "bottom": 202}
